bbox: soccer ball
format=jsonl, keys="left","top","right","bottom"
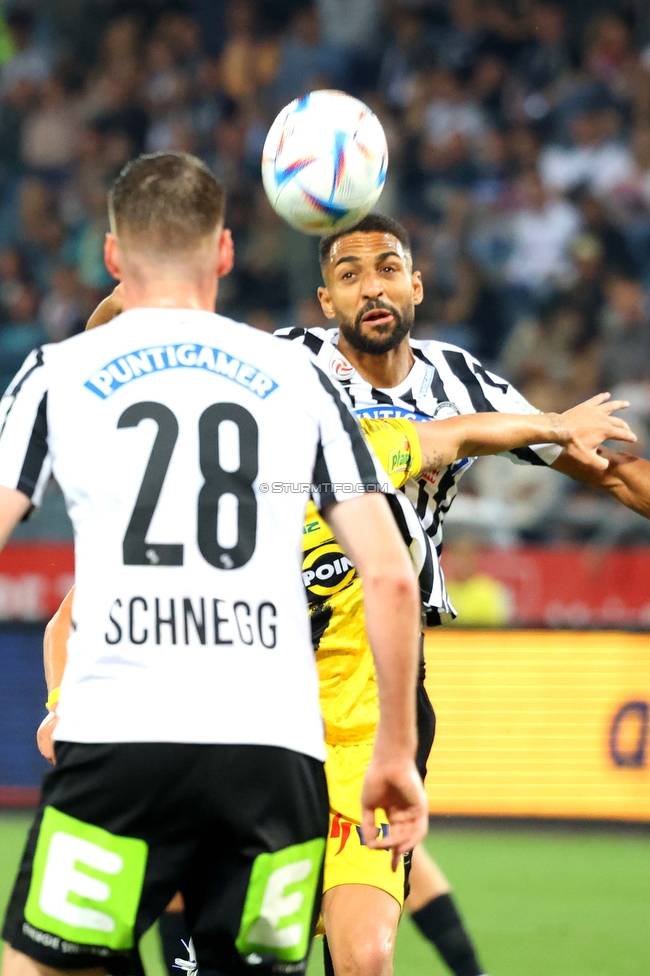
{"left": 261, "top": 90, "right": 388, "bottom": 235}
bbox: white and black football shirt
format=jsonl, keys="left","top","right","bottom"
{"left": 0, "top": 309, "right": 390, "bottom": 758}
{"left": 276, "top": 327, "right": 562, "bottom": 623}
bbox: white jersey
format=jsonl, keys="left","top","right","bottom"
{"left": 0, "top": 309, "right": 389, "bottom": 759}
{"left": 276, "top": 327, "right": 562, "bottom": 622}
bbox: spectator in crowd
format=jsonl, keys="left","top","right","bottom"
{"left": 516, "top": 1, "right": 575, "bottom": 104}
{"left": 502, "top": 169, "right": 580, "bottom": 324}
{"left": 271, "top": 5, "right": 349, "bottom": 104}
{"left": 599, "top": 276, "right": 650, "bottom": 389}
{"left": 39, "top": 264, "right": 85, "bottom": 341}
{"left": 443, "top": 532, "right": 513, "bottom": 626}
{"left": 540, "top": 107, "right": 633, "bottom": 197}
{"left": 1, "top": 10, "right": 50, "bottom": 99}
{"left": 574, "top": 188, "right": 637, "bottom": 279}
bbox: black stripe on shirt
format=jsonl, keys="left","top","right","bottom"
{"left": 303, "top": 331, "right": 325, "bottom": 356}
{"left": 17, "top": 391, "right": 48, "bottom": 498}
{"left": 386, "top": 494, "right": 412, "bottom": 546}
{"left": 276, "top": 327, "right": 306, "bottom": 341}
{"left": 399, "top": 389, "right": 418, "bottom": 409}
{"left": 416, "top": 527, "right": 435, "bottom": 606}
{"left": 370, "top": 387, "right": 394, "bottom": 405}
{"left": 386, "top": 494, "right": 434, "bottom": 606}
{"left": 426, "top": 466, "right": 458, "bottom": 537}
{"left": 425, "top": 607, "right": 443, "bottom": 627}
{"left": 443, "top": 351, "right": 548, "bottom": 467}
{"left": 313, "top": 365, "right": 381, "bottom": 489}
{"left": 312, "top": 440, "right": 336, "bottom": 511}
{"left": 474, "top": 362, "right": 509, "bottom": 394}
{"left": 442, "top": 350, "right": 497, "bottom": 414}
{"left": 0, "top": 347, "right": 44, "bottom": 442}
{"left": 415, "top": 478, "right": 429, "bottom": 520}
{"left": 509, "top": 446, "right": 548, "bottom": 466}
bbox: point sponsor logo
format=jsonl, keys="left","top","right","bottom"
{"left": 302, "top": 544, "right": 355, "bottom": 597}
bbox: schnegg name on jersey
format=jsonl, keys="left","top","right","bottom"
{"left": 104, "top": 595, "right": 278, "bottom": 648}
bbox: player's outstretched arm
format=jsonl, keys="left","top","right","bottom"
{"left": 37, "top": 586, "right": 74, "bottom": 765}
{"left": 552, "top": 447, "right": 650, "bottom": 519}
{"left": 414, "top": 393, "right": 635, "bottom": 474}
{"left": 325, "top": 493, "right": 429, "bottom": 867}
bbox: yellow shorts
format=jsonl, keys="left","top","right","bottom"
{"left": 322, "top": 740, "right": 405, "bottom": 909}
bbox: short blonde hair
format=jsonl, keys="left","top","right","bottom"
{"left": 108, "top": 152, "right": 225, "bottom": 253}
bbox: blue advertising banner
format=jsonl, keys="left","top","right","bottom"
{"left": 0, "top": 625, "right": 48, "bottom": 802}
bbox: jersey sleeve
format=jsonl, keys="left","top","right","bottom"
{"left": 434, "top": 344, "right": 562, "bottom": 467}
{"left": 307, "top": 363, "right": 393, "bottom": 512}
{"left": 359, "top": 418, "right": 422, "bottom": 488}
{"left": 0, "top": 347, "right": 52, "bottom": 506}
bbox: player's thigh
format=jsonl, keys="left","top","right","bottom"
{"left": 184, "top": 745, "right": 329, "bottom": 976}
{"left": 2, "top": 742, "right": 203, "bottom": 976}
{"left": 322, "top": 885, "right": 400, "bottom": 976}
{"left": 320, "top": 785, "right": 404, "bottom": 976}
{"left": 1, "top": 943, "right": 107, "bottom": 976}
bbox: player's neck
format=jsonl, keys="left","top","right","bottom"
{"left": 335, "top": 334, "right": 415, "bottom": 390}
{"left": 118, "top": 279, "right": 218, "bottom": 313}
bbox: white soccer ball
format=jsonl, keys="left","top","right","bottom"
{"left": 261, "top": 90, "right": 388, "bottom": 236}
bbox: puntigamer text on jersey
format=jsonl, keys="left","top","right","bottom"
{"left": 84, "top": 344, "right": 278, "bottom": 400}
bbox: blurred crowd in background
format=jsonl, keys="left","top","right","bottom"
{"left": 2, "top": 0, "right": 650, "bottom": 548}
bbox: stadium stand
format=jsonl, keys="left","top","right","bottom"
{"left": 1, "top": 0, "right": 650, "bottom": 543}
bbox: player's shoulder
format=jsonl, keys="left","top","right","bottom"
{"left": 273, "top": 326, "right": 337, "bottom": 350}
{"left": 409, "top": 337, "right": 477, "bottom": 366}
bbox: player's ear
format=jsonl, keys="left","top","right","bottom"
{"left": 217, "top": 228, "right": 234, "bottom": 278}
{"left": 104, "top": 233, "right": 121, "bottom": 281}
{"left": 318, "top": 286, "right": 337, "bottom": 320}
{"left": 412, "top": 270, "right": 423, "bottom": 307}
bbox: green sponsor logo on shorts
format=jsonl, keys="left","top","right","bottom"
{"left": 24, "top": 806, "right": 148, "bottom": 950}
{"left": 236, "top": 837, "right": 325, "bottom": 963}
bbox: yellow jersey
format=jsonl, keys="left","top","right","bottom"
{"left": 303, "top": 417, "right": 422, "bottom": 747}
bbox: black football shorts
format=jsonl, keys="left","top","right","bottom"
{"left": 415, "top": 633, "right": 436, "bottom": 781}
{"left": 3, "top": 741, "right": 328, "bottom": 976}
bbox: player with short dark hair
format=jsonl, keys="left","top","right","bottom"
{"left": 35, "top": 283, "right": 633, "bottom": 976}
{"left": 0, "top": 155, "right": 430, "bottom": 976}
{"left": 279, "top": 211, "right": 650, "bottom": 976}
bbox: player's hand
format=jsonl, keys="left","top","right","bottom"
{"left": 360, "top": 757, "right": 429, "bottom": 871}
{"left": 557, "top": 393, "right": 636, "bottom": 470}
{"left": 37, "top": 710, "right": 58, "bottom": 765}
{"left": 86, "top": 284, "right": 124, "bottom": 331}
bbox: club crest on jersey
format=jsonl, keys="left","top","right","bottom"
{"left": 432, "top": 400, "right": 460, "bottom": 420}
{"left": 328, "top": 349, "right": 355, "bottom": 381}
{"left": 84, "top": 345, "right": 278, "bottom": 400}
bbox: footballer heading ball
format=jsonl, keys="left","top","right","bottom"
{"left": 262, "top": 90, "right": 388, "bottom": 236}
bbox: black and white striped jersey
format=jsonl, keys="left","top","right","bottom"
{"left": 276, "top": 326, "right": 562, "bottom": 622}
{"left": 0, "top": 309, "right": 390, "bottom": 759}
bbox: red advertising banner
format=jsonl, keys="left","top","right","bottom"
{"left": 0, "top": 543, "right": 74, "bottom": 621}
{"left": 1, "top": 542, "right": 650, "bottom": 626}
{"left": 443, "top": 546, "right": 650, "bottom": 628}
